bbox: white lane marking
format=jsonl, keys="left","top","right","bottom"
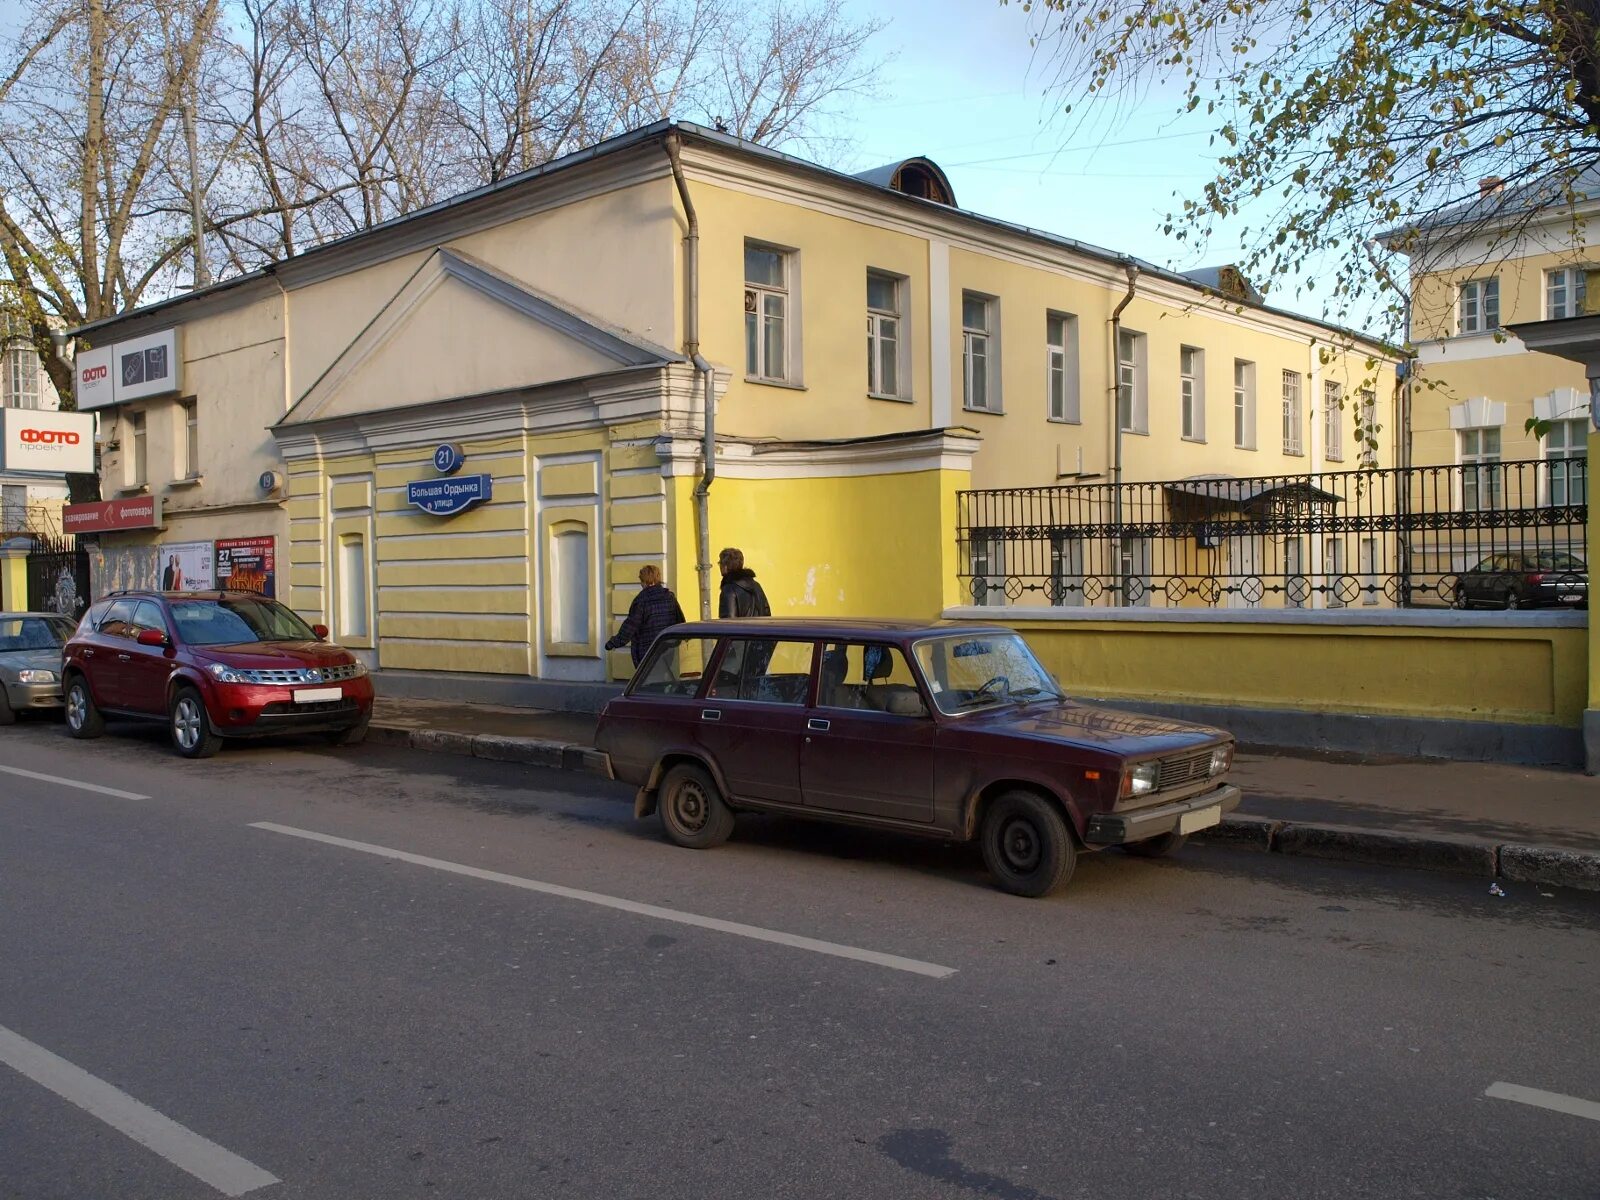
{"left": 250, "top": 821, "right": 957, "bottom": 979}
{"left": 0, "top": 1023, "right": 279, "bottom": 1196}
{"left": 1485, "top": 1081, "right": 1600, "bottom": 1123}
{"left": 0, "top": 764, "right": 150, "bottom": 801}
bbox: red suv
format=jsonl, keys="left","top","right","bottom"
{"left": 62, "top": 590, "right": 375, "bottom": 758}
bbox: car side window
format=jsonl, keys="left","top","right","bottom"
{"left": 130, "top": 600, "right": 168, "bottom": 638}
{"left": 708, "top": 639, "right": 815, "bottom": 705}
{"left": 631, "top": 636, "right": 704, "bottom": 698}
{"left": 97, "top": 599, "right": 138, "bottom": 639}
{"left": 818, "top": 643, "right": 927, "bottom": 717}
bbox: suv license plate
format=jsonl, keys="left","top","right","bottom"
{"left": 1179, "top": 805, "right": 1222, "bottom": 835}
{"left": 293, "top": 687, "right": 342, "bottom": 703}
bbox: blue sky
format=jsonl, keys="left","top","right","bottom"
{"left": 831, "top": 0, "right": 1240, "bottom": 281}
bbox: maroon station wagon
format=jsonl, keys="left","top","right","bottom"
{"left": 594, "top": 620, "right": 1241, "bottom": 897}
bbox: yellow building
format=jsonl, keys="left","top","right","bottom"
{"left": 68, "top": 121, "right": 1395, "bottom": 698}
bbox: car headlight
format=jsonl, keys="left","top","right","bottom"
{"left": 208, "top": 662, "right": 249, "bottom": 684}
{"left": 346, "top": 660, "right": 368, "bottom": 677}
{"left": 1123, "top": 762, "right": 1159, "bottom": 798}
{"left": 1210, "top": 744, "right": 1234, "bottom": 776}
{"left": 17, "top": 669, "right": 57, "bottom": 684}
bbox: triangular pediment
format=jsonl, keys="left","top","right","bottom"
{"left": 284, "top": 248, "right": 676, "bottom": 424}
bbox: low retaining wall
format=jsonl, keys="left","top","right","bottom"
{"left": 944, "top": 606, "right": 1588, "bottom": 765}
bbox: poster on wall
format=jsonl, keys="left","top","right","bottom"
{"left": 214, "top": 536, "right": 276, "bottom": 598}
{"left": 157, "top": 541, "right": 214, "bottom": 591}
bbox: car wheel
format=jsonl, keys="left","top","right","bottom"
{"left": 169, "top": 687, "right": 222, "bottom": 759}
{"left": 1123, "top": 831, "right": 1187, "bottom": 858}
{"left": 980, "top": 790, "right": 1075, "bottom": 898}
{"left": 64, "top": 676, "right": 104, "bottom": 739}
{"left": 325, "top": 716, "right": 370, "bottom": 747}
{"left": 1505, "top": 591, "right": 1522, "bottom": 610}
{"left": 1452, "top": 586, "right": 1469, "bottom": 610}
{"left": 658, "top": 763, "right": 735, "bottom": 849}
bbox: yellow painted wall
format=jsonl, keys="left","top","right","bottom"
{"left": 1411, "top": 247, "right": 1594, "bottom": 341}
{"left": 989, "top": 616, "right": 1586, "bottom": 728}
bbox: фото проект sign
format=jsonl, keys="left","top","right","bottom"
{"left": 0, "top": 409, "right": 95, "bottom": 474}
{"left": 407, "top": 474, "right": 492, "bottom": 515}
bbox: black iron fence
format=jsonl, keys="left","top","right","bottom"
{"left": 957, "top": 460, "right": 1587, "bottom": 610}
{"left": 25, "top": 532, "right": 91, "bottom": 618}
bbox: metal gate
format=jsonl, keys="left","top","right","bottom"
{"left": 25, "top": 534, "right": 90, "bottom": 618}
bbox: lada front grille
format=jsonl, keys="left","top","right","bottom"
{"left": 1156, "top": 749, "right": 1214, "bottom": 791}
{"left": 227, "top": 663, "right": 363, "bottom": 686}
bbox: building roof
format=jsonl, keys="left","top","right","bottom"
{"left": 72, "top": 119, "right": 1395, "bottom": 355}
{"left": 1376, "top": 165, "right": 1600, "bottom": 250}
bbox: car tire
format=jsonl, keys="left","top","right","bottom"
{"left": 325, "top": 716, "right": 370, "bottom": 747}
{"left": 1123, "top": 831, "right": 1187, "bottom": 858}
{"left": 0, "top": 690, "right": 14, "bottom": 726}
{"left": 1452, "top": 587, "right": 1469, "bottom": 610}
{"left": 980, "top": 790, "right": 1075, "bottom": 898}
{"left": 170, "top": 687, "right": 222, "bottom": 759}
{"left": 64, "top": 676, "right": 104, "bottom": 739}
{"left": 1505, "top": 591, "right": 1522, "bottom": 610}
{"left": 658, "top": 762, "right": 735, "bottom": 849}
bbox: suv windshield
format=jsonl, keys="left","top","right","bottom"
{"left": 912, "top": 633, "right": 1063, "bottom": 715}
{"left": 170, "top": 597, "right": 317, "bottom": 646}
{"left": 0, "top": 617, "right": 75, "bottom": 652}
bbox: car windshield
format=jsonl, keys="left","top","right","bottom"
{"left": 0, "top": 617, "right": 74, "bottom": 653}
{"left": 911, "top": 632, "right": 1063, "bottom": 715}
{"left": 1535, "top": 552, "right": 1585, "bottom": 572}
{"left": 170, "top": 597, "right": 316, "bottom": 646}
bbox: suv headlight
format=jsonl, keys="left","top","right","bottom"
{"left": 1122, "top": 762, "right": 1159, "bottom": 798}
{"left": 1210, "top": 744, "right": 1234, "bottom": 776}
{"left": 17, "top": 669, "right": 57, "bottom": 684}
{"left": 347, "top": 660, "right": 368, "bottom": 677}
{"left": 208, "top": 662, "right": 249, "bottom": 684}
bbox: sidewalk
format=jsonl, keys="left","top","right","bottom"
{"left": 368, "top": 696, "right": 1600, "bottom": 890}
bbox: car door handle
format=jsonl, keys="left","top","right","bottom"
{"left": 701, "top": 709, "right": 721, "bottom": 722}
{"left": 117, "top": 653, "right": 131, "bottom": 662}
{"left": 807, "top": 718, "right": 830, "bottom": 732}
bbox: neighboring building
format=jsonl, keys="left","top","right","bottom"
{"left": 66, "top": 121, "right": 1396, "bottom": 696}
{"left": 0, "top": 309, "right": 72, "bottom": 535}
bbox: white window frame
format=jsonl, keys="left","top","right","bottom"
{"left": 962, "top": 291, "right": 1001, "bottom": 413}
{"left": 1282, "top": 370, "right": 1303, "bottom": 456}
{"left": 1324, "top": 380, "right": 1344, "bottom": 461}
{"left": 1546, "top": 267, "right": 1588, "bottom": 320}
{"left": 1180, "top": 346, "right": 1205, "bottom": 441}
{"left": 1118, "top": 329, "right": 1148, "bottom": 433}
{"left": 3, "top": 343, "right": 42, "bottom": 410}
{"left": 1284, "top": 537, "right": 1307, "bottom": 609}
{"left": 866, "top": 269, "right": 908, "bottom": 400}
{"left": 1234, "top": 359, "right": 1256, "bottom": 449}
{"left": 1049, "top": 532, "right": 1084, "bottom": 606}
{"left": 1358, "top": 390, "right": 1378, "bottom": 467}
{"left": 181, "top": 399, "right": 199, "bottom": 478}
{"left": 1359, "top": 537, "right": 1380, "bottom": 606}
{"left": 1119, "top": 536, "right": 1151, "bottom": 607}
{"left": 1458, "top": 277, "right": 1500, "bottom": 334}
{"left": 969, "top": 531, "right": 1006, "bottom": 606}
{"left": 129, "top": 410, "right": 147, "bottom": 488}
{"left": 744, "top": 241, "right": 794, "bottom": 384}
{"left": 1325, "top": 539, "right": 1348, "bottom": 610}
{"left": 1459, "top": 426, "right": 1503, "bottom": 511}
{"left": 1543, "top": 417, "right": 1588, "bottom": 507}
{"left": 1046, "top": 311, "right": 1079, "bottom": 423}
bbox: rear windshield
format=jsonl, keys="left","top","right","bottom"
{"left": 0, "top": 617, "right": 75, "bottom": 652}
{"left": 170, "top": 598, "right": 316, "bottom": 646}
{"left": 1535, "top": 552, "right": 1585, "bottom": 572}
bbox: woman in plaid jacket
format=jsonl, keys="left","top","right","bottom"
{"left": 605, "top": 565, "right": 687, "bottom": 666}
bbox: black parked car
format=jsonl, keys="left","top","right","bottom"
{"left": 1453, "top": 552, "right": 1588, "bottom": 610}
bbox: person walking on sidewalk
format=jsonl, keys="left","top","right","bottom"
{"left": 605, "top": 565, "right": 687, "bottom": 667}
{"left": 718, "top": 547, "right": 771, "bottom": 619}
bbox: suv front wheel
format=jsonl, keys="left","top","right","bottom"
{"left": 64, "top": 676, "right": 104, "bottom": 739}
{"left": 170, "top": 686, "right": 222, "bottom": 759}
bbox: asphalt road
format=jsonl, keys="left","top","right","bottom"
{"left": 2, "top": 717, "right": 1597, "bottom": 1200}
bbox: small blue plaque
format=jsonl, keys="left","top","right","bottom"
{"left": 407, "top": 473, "right": 491, "bottom": 516}
{"left": 433, "top": 443, "right": 464, "bottom": 475}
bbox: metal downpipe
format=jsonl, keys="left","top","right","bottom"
{"left": 1109, "top": 261, "right": 1140, "bottom": 541}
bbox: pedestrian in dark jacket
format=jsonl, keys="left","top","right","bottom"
{"left": 717, "top": 547, "right": 771, "bottom": 619}
{"left": 605, "top": 565, "right": 686, "bottom": 666}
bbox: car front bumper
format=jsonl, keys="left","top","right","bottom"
{"left": 4, "top": 679, "right": 65, "bottom": 710}
{"left": 1084, "top": 784, "right": 1242, "bottom": 845}
{"left": 206, "top": 679, "right": 374, "bottom": 737}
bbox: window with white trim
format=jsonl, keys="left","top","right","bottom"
{"left": 3, "top": 343, "right": 41, "bottom": 409}
{"left": 1325, "top": 539, "right": 1348, "bottom": 609}
{"left": 1120, "top": 536, "right": 1151, "bottom": 607}
{"left": 1358, "top": 390, "right": 1378, "bottom": 467}
{"left": 1118, "top": 329, "right": 1147, "bottom": 433}
{"left": 182, "top": 399, "right": 199, "bottom": 478}
{"left": 1180, "top": 346, "right": 1205, "bottom": 441}
{"left": 969, "top": 531, "right": 1006, "bottom": 605}
{"left": 1234, "top": 359, "right": 1256, "bottom": 449}
{"left": 129, "top": 411, "right": 147, "bottom": 487}
{"left": 744, "top": 242, "right": 790, "bottom": 382}
{"left": 1049, "top": 533, "right": 1084, "bottom": 605}
{"left": 1359, "top": 537, "right": 1380, "bottom": 606}
{"left": 1545, "top": 417, "right": 1588, "bottom": 506}
{"left": 1282, "top": 370, "right": 1303, "bottom": 455}
{"left": 866, "top": 270, "right": 905, "bottom": 398}
{"left": 1460, "top": 426, "right": 1502, "bottom": 511}
{"left": 1546, "top": 267, "right": 1588, "bottom": 319}
{"left": 1046, "top": 312, "right": 1079, "bottom": 422}
{"left": 962, "top": 292, "right": 1000, "bottom": 412}
{"left": 1323, "top": 380, "right": 1343, "bottom": 461}
{"left": 1458, "top": 277, "right": 1499, "bottom": 333}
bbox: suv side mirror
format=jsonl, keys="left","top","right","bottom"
{"left": 136, "top": 628, "right": 169, "bottom": 647}
{"left": 312, "top": 624, "right": 329, "bottom": 640}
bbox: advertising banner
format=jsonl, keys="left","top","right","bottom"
{"left": 214, "top": 536, "right": 277, "bottom": 598}
{"left": 157, "top": 541, "right": 214, "bottom": 590}
{"left": 0, "top": 409, "right": 96, "bottom": 474}
{"left": 63, "top": 494, "right": 162, "bottom": 534}
{"left": 74, "top": 329, "right": 181, "bottom": 409}
{"left": 74, "top": 346, "right": 115, "bottom": 410}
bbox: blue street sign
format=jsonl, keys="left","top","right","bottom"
{"left": 407, "top": 473, "right": 492, "bottom": 516}
{"left": 433, "top": 443, "right": 464, "bottom": 475}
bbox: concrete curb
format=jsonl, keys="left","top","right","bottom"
{"left": 372, "top": 721, "right": 1600, "bottom": 893}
